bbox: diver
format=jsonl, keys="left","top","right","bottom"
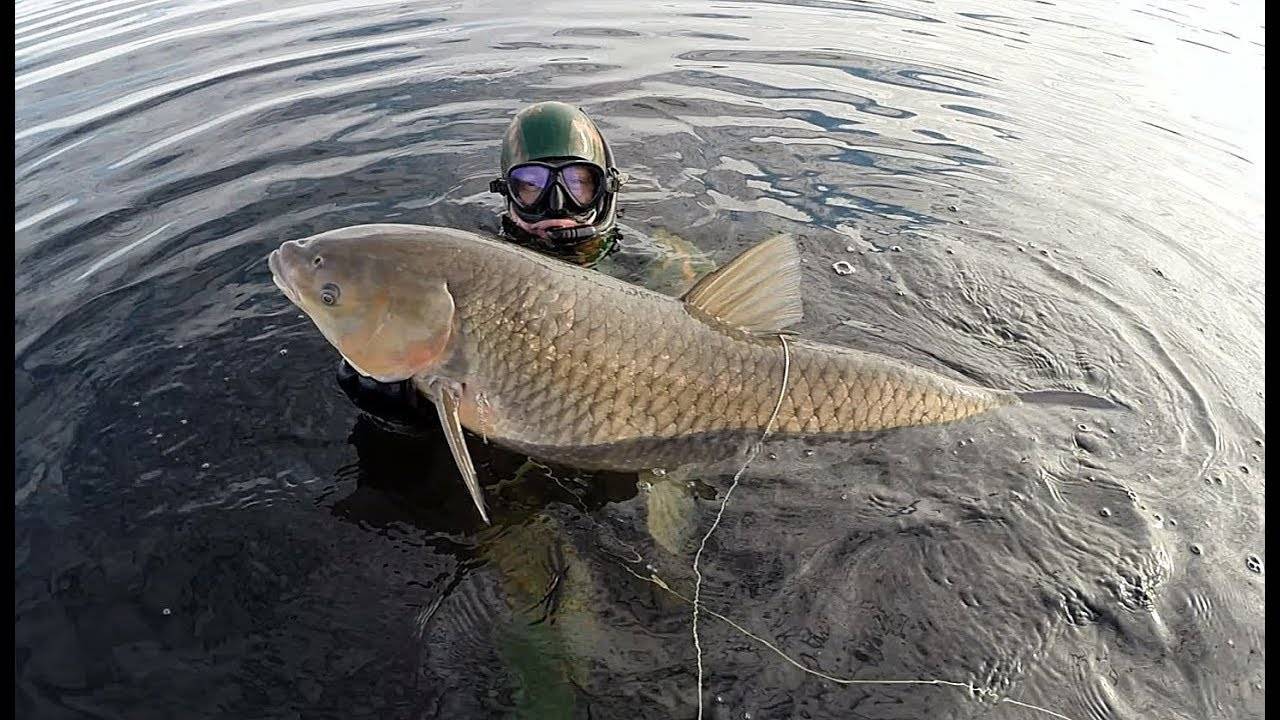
{"left": 336, "top": 101, "right": 711, "bottom": 429}
{"left": 326, "top": 105, "right": 709, "bottom": 703}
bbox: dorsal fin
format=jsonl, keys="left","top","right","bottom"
{"left": 681, "top": 234, "right": 804, "bottom": 334}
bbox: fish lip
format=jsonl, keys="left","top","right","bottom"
{"left": 268, "top": 248, "right": 300, "bottom": 304}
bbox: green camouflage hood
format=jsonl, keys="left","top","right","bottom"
{"left": 500, "top": 102, "right": 609, "bottom": 171}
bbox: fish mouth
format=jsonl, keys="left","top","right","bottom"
{"left": 268, "top": 249, "right": 300, "bottom": 305}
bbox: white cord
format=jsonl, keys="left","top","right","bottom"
{"left": 692, "top": 334, "right": 791, "bottom": 719}
{"left": 619, "top": 564, "right": 1080, "bottom": 720}
{"left": 632, "top": 333, "right": 1075, "bottom": 720}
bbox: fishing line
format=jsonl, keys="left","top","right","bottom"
{"left": 676, "top": 332, "right": 1077, "bottom": 720}
{"left": 616, "top": 562, "right": 1079, "bottom": 720}
{"left": 691, "top": 333, "right": 791, "bottom": 720}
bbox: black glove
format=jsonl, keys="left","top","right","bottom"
{"left": 335, "top": 359, "right": 434, "bottom": 432}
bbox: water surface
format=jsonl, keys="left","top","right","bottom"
{"left": 15, "top": 0, "right": 1264, "bottom": 718}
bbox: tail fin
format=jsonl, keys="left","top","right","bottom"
{"left": 1016, "top": 390, "right": 1119, "bottom": 411}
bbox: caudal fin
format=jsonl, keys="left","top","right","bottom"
{"left": 1016, "top": 390, "right": 1119, "bottom": 411}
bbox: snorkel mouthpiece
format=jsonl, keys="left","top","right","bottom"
{"left": 544, "top": 224, "right": 599, "bottom": 242}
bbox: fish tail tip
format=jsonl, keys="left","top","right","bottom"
{"left": 1016, "top": 390, "right": 1120, "bottom": 411}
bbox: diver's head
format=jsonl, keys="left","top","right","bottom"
{"left": 489, "top": 102, "right": 623, "bottom": 263}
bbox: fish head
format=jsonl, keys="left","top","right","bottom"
{"left": 269, "top": 230, "right": 456, "bottom": 383}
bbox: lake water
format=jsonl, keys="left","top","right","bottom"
{"left": 15, "top": 0, "right": 1264, "bottom": 718}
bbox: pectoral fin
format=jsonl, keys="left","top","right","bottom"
{"left": 643, "top": 467, "right": 700, "bottom": 556}
{"left": 431, "top": 381, "right": 491, "bottom": 524}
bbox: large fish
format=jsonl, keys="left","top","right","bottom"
{"left": 269, "top": 224, "right": 1109, "bottom": 522}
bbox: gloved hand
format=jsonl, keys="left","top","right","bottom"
{"left": 335, "top": 359, "right": 435, "bottom": 433}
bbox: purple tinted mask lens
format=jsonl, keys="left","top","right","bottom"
{"left": 508, "top": 165, "right": 553, "bottom": 207}
{"left": 560, "top": 164, "right": 602, "bottom": 206}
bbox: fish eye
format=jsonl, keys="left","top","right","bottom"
{"left": 320, "top": 283, "right": 341, "bottom": 306}
{"left": 313, "top": 255, "right": 324, "bottom": 267}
